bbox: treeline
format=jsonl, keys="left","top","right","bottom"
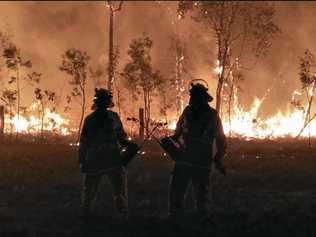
{"left": 8, "top": 2, "right": 316, "bottom": 142}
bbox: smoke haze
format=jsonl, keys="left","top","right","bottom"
{"left": 0, "top": 1, "right": 316, "bottom": 124}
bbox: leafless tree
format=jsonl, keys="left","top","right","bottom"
{"left": 106, "top": 0, "right": 123, "bottom": 91}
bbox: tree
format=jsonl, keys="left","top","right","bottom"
{"left": 29, "top": 71, "right": 57, "bottom": 139}
{"left": 59, "top": 48, "right": 90, "bottom": 141}
{"left": 34, "top": 87, "right": 56, "bottom": 140}
{"left": 122, "top": 34, "right": 164, "bottom": 137}
{"left": 0, "top": 89, "right": 17, "bottom": 134}
{"left": 292, "top": 49, "right": 316, "bottom": 143}
{"left": 158, "top": 78, "right": 173, "bottom": 123}
{"left": 156, "top": 1, "right": 188, "bottom": 116}
{"left": 90, "top": 46, "right": 123, "bottom": 116}
{"left": 173, "top": 36, "right": 186, "bottom": 116}
{"left": 106, "top": 0, "right": 123, "bottom": 91}
{"left": 89, "top": 64, "right": 105, "bottom": 88}
{"left": 111, "top": 47, "right": 125, "bottom": 117}
{"left": 178, "top": 1, "right": 280, "bottom": 114}
{"left": 2, "top": 44, "right": 32, "bottom": 138}
{"left": 223, "top": 57, "right": 243, "bottom": 137}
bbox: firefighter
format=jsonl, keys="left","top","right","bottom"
{"left": 168, "top": 82, "right": 227, "bottom": 222}
{"left": 79, "top": 88, "right": 130, "bottom": 221}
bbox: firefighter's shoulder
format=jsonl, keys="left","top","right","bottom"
{"left": 207, "top": 106, "right": 220, "bottom": 119}
{"left": 182, "top": 105, "right": 191, "bottom": 114}
{"left": 83, "top": 111, "right": 98, "bottom": 124}
{"left": 209, "top": 106, "right": 218, "bottom": 114}
{"left": 106, "top": 110, "right": 121, "bottom": 121}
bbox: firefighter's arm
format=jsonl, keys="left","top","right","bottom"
{"left": 78, "top": 118, "right": 89, "bottom": 164}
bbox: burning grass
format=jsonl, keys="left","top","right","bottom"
{"left": 3, "top": 102, "right": 71, "bottom": 136}
{"left": 0, "top": 138, "right": 316, "bottom": 236}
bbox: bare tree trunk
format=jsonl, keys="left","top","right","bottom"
{"left": 16, "top": 67, "right": 20, "bottom": 140}
{"left": 9, "top": 106, "right": 13, "bottom": 135}
{"left": 107, "top": 1, "right": 123, "bottom": 90}
{"left": 117, "top": 88, "right": 121, "bottom": 116}
{"left": 143, "top": 88, "right": 147, "bottom": 137}
{"left": 114, "top": 80, "right": 121, "bottom": 116}
{"left": 0, "top": 106, "right": 4, "bottom": 140}
{"left": 108, "top": 6, "right": 114, "bottom": 91}
{"left": 144, "top": 89, "right": 150, "bottom": 138}
{"left": 296, "top": 113, "right": 316, "bottom": 139}
{"left": 216, "top": 78, "right": 224, "bottom": 114}
{"left": 40, "top": 102, "right": 45, "bottom": 142}
{"left": 77, "top": 87, "right": 86, "bottom": 143}
{"left": 175, "top": 42, "right": 184, "bottom": 116}
{"left": 139, "top": 108, "right": 144, "bottom": 140}
{"left": 175, "top": 51, "right": 180, "bottom": 116}
{"left": 215, "top": 40, "right": 229, "bottom": 114}
{"left": 142, "top": 87, "right": 152, "bottom": 138}
{"left": 296, "top": 81, "right": 316, "bottom": 139}
{"left": 148, "top": 90, "right": 151, "bottom": 135}
{"left": 308, "top": 110, "right": 311, "bottom": 148}
{"left": 228, "top": 83, "right": 234, "bottom": 138}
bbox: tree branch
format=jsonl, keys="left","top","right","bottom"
{"left": 113, "top": 0, "right": 124, "bottom": 12}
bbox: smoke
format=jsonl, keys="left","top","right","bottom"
{"left": 0, "top": 1, "right": 316, "bottom": 123}
{"left": 240, "top": 2, "right": 316, "bottom": 118}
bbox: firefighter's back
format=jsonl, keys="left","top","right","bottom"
{"left": 180, "top": 105, "right": 218, "bottom": 167}
{"left": 83, "top": 109, "right": 123, "bottom": 173}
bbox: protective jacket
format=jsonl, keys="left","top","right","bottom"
{"left": 173, "top": 104, "right": 226, "bottom": 168}
{"left": 79, "top": 109, "right": 127, "bottom": 174}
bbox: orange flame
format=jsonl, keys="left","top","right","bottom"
{"left": 4, "top": 102, "right": 70, "bottom": 135}
{"left": 166, "top": 92, "right": 315, "bottom": 139}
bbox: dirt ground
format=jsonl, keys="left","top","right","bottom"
{"left": 0, "top": 138, "right": 316, "bottom": 237}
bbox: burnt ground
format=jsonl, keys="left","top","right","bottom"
{"left": 0, "top": 138, "right": 316, "bottom": 237}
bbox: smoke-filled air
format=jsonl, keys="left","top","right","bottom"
{"left": 1, "top": 1, "right": 316, "bottom": 139}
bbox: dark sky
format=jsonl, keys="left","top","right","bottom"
{"left": 0, "top": 1, "right": 316, "bottom": 124}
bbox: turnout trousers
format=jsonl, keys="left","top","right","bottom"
{"left": 81, "top": 167, "right": 128, "bottom": 216}
{"left": 169, "top": 164, "right": 210, "bottom": 217}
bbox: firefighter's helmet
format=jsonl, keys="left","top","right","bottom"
{"left": 93, "top": 88, "right": 114, "bottom": 108}
{"left": 189, "top": 79, "right": 213, "bottom": 102}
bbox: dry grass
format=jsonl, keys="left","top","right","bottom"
{"left": 0, "top": 138, "right": 316, "bottom": 236}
